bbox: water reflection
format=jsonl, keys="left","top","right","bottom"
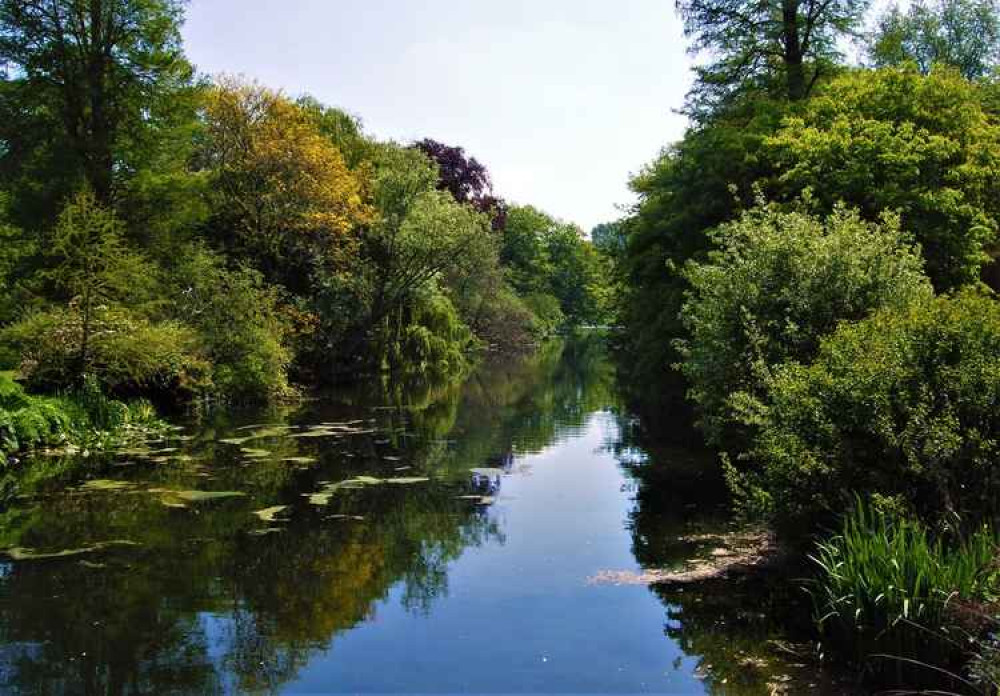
{"left": 0, "top": 335, "right": 853, "bottom": 694}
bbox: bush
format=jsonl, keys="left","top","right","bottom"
{"left": 810, "top": 501, "right": 1000, "bottom": 684}
{"left": 2, "top": 307, "right": 211, "bottom": 400}
{"left": 751, "top": 292, "right": 1000, "bottom": 533}
{"left": 678, "top": 202, "right": 933, "bottom": 449}
{"left": 166, "top": 247, "right": 293, "bottom": 402}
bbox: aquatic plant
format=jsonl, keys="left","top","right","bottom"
{"left": 809, "top": 501, "right": 1000, "bottom": 685}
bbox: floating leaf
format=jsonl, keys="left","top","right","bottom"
{"left": 241, "top": 448, "right": 272, "bottom": 459}
{"left": 77, "top": 479, "right": 134, "bottom": 492}
{"left": 4, "top": 540, "right": 140, "bottom": 561}
{"left": 253, "top": 505, "right": 288, "bottom": 523}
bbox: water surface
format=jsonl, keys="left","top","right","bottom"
{"left": 0, "top": 337, "right": 852, "bottom": 694}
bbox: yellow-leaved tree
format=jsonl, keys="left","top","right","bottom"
{"left": 198, "top": 77, "right": 373, "bottom": 290}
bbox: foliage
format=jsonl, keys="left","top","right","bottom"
{"left": 198, "top": 78, "right": 372, "bottom": 292}
{"left": 765, "top": 66, "right": 1000, "bottom": 290}
{"left": 166, "top": 246, "right": 292, "bottom": 402}
{"left": 501, "top": 205, "right": 607, "bottom": 326}
{"left": 0, "top": 372, "right": 162, "bottom": 460}
{"left": 749, "top": 292, "right": 1000, "bottom": 534}
{"left": 809, "top": 501, "right": 1000, "bottom": 683}
{"left": 868, "top": 0, "right": 1000, "bottom": 79}
{"left": 413, "top": 138, "right": 506, "bottom": 230}
{"left": 676, "top": 0, "right": 868, "bottom": 115}
{"left": 678, "top": 202, "right": 932, "bottom": 449}
{"left": 0, "top": 0, "right": 192, "bottom": 205}
{"left": 619, "top": 98, "right": 788, "bottom": 394}
{"left": 3, "top": 306, "right": 209, "bottom": 400}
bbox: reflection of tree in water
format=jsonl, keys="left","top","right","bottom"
{"left": 610, "top": 361, "right": 854, "bottom": 696}
{"left": 0, "top": 335, "right": 620, "bottom": 695}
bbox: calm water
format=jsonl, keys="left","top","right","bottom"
{"left": 0, "top": 337, "right": 853, "bottom": 694}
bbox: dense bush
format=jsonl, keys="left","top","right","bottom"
{"left": 750, "top": 292, "right": 1000, "bottom": 533}
{"left": 810, "top": 501, "right": 1000, "bottom": 683}
{"left": 167, "top": 247, "right": 293, "bottom": 402}
{"left": 2, "top": 307, "right": 210, "bottom": 400}
{"left": 678, "top": 202, "right": 932, "bottom": 449}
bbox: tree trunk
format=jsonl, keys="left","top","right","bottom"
{"left": 782, "top": 0, "right": 806, "bottom": 101}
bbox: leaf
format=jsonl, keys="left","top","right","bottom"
{"left": 4, "top": 540, "right": 140, "bottom": 561}
{"left": 253, "top": 505, "right": 288, "bottom": 523}
{"left": 77, "top": 479, "right": 135, "bottom": 492}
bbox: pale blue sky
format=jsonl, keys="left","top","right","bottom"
{"left": 182, "top": 0, "right": 693, "bottom": 231}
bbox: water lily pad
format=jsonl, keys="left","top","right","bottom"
{"left": 77, "top": 479, "right": 134, "bottom": 492}
{"left": 253, "top": 505, "right": 288, "bottom": 523}
{"left": 240, "top": 447, "right": 271, "bottom": 458}
{"left": 4, "top": 540, "right": 140, "bottom": 561}
{"left": 248, "top": 528, "right": 282, "bottom": 536}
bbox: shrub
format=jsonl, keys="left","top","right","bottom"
{"left": 678, "top": 202, "right": 933, "bottom": 449}
{"left": 167, "top": 247, "right": 293, "bottom": 402}
{"left": 810, "top": 501, "right": 1000, "bottom": 684}
{"left": 751, "top": 292, "right": 1000, "bottom": 533}
{"left": 3, "top": 307, "right": 211, "bottom": 400}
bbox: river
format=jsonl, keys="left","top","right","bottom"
{"left": 0, "top": 336, "right": 855, "bottom": 694}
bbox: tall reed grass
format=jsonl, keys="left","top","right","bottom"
{"left": 809, "top": 501, "right": 1000, "bottom": 687}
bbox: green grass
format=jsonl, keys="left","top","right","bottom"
{"left": 808, "top": 501, "right": 1000, "bottom": 686}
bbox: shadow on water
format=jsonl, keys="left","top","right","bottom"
{"left": 0, "top": 335, "right": 857, "bottom": 694}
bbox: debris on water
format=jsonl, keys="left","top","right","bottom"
{"left": 248, "top": 528, "right": 283, "bottom": 536}
{"left": 240, "top": 447, "right": 271, "bottom": 458}
{"left": 587, "top": 531, "right": 777, "bottom": 586}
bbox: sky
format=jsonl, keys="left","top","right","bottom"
{"left": 182, "top": 0, "right": 694, "bottom": 232}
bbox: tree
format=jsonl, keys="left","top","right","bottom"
{"left": 868, "top": 0, "right": 1000, "bottom": 80}
{"left": 413, "top": 138, "right": 507, "bottom": 230}
{"left": 198, "top": 78, "right": 371, "bottom": 292}
{"left": 676, "top": 0, "right": 869, "bottom": 114}
{"left": 765, "top": 66, "right": 1000, "bottom": 290}
{"left": 678, "top": 202, "right": 932, "bottom": 450}
{"left": 0, "top": 0, "right": 192, "bottom": 203}
{"left": 46, "top": 190, "right": 151, "bottom": 377}
{"left": 363, "top": 144, "right": 494, "bottom": 346}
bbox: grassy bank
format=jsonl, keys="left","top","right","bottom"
{"left": 1, "top": 373, "right": 164, "bottom": 464}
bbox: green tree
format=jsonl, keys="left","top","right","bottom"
{"left": 676, "top": 0, "right": 869, "bottom": 114}
{"left": 678, "top": 202, "right": 932, "bottom": 450}
{"left": 45, "top": 190, "right": 153, "bottom": 378}
{"left": 765, "top": 66, "right": 1000, "bottom": 290}
{"left": 0, "top": 0, "right": 192, "bottom": 203}
{"left": 868, "top": 0, "right": 1000, "bottom": 79}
